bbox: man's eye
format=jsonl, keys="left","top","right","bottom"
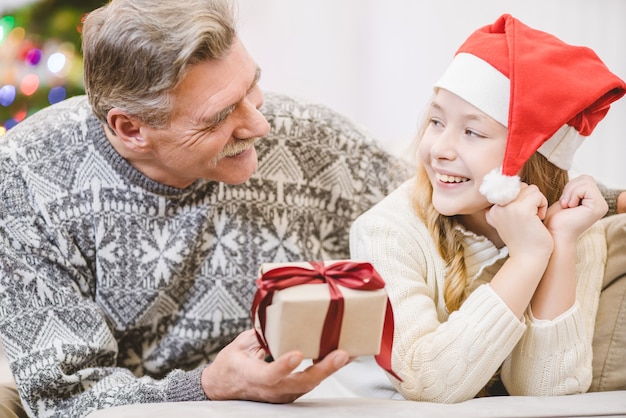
{"left": 206, "top": 106, "right": 235, "bottom": 131}
{"left": 207, "top": 117, "right": 226, "bottom": 131}
{"left": 206, "top": 119, "right": 225, "bottom": 132}
{"left": 203, "top": 124, "right": 219, "bottom": 133}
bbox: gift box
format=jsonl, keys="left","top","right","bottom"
{"left": 250, "top": 260, "right": 399, "bottom": 379}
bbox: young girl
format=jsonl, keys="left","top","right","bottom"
{"left": 341, "top": 14, "right": 626, "bottom": 402}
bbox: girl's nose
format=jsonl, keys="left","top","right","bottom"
{"left": 430, "top": 130, "right": 457, "bottom": 161}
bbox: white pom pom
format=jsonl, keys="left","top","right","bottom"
{"left": 479, "top": 167, "right": 521, "bottom": 205}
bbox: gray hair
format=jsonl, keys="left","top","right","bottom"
{"left": 82, "top": 0, "right": 236, "bottom": 128}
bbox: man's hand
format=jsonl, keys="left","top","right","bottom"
{"left": 201, "top": 329, "right": 350, "bottom": 403}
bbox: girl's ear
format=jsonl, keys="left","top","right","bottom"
{"left": 106, "top": 108, "right": 149, "bottom": 152}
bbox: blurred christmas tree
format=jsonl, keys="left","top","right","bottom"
{"left": 0, "top": 0, "right": 103, "bottom": 136}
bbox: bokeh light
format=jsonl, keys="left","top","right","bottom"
{"left": 47, "top": 52, "right": 67, "bottom": 74}
{"left": 13, "top": 108, "right": 27, "bottom": 122}
{"left": 4, "top": 118, "right": 18, "bottom": 130}
{"left": 0, "top": 16, "right": 15, "bottom": 42}
{"left": 1, "top": 0, "right": 99, "bottom": 132}
{"left": 19, "top": 74, "right": 39, "bottom": 96}
{"left": 0, "top": 85, "right": 17, "bottom": 107}
{"left": 25, "top": 48, "right": 43, "bottom": 65}
{"left": 48, "top": 86, "right": 66, "bottom": 104}
{"left": 7, "top": 26, "right": 25, "bottom": 44}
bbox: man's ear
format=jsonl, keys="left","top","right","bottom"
{"left": 106, "top": 108, "right": 149, "bottom": 152}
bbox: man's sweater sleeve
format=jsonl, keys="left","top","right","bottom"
{"left": 598, "top": 182, "right": 622, "bottom": 216}
{"left": 0, "top": 168, "right": 207, "bottom": 417}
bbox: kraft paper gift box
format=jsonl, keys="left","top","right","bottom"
{"left": 251, "top": 260, "right": 390, "bottom": 360}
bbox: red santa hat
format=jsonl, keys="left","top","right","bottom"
{"left": 434, "top": 14, "right": 626, "bottom": 205}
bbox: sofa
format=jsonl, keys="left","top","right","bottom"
{"left": 2, "top": 92, "right": 625, "bottom": 417}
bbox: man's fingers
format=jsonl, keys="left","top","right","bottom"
{"left": 261, "top": 351, "right": 304, "bottom": 384}
{"left": 264, "top": 350, "right": 349, "bottom": 396}
{"left": 297, "top": 350, "right": 350, "bottom": 381}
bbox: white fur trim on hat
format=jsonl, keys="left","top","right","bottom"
{"left": 434, "top": 52, "right": 510, "bottom": 127}
{"left": 479, "top": 167, "right": 521, "bottom": 205}
{"left": 537, "top": 125, "right": 586, "bottom": 170}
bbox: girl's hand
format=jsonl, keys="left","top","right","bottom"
{"left": 544, "top": 175, "right": 608, "bottom": 242}
{"left": 486, "top": 183, "right": 553, "bottom": 259}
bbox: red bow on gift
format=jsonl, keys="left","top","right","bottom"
{"left": 250, "top": 260, "right": 401, "bottom": 381}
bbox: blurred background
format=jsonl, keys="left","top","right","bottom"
{"left": 0, "top": 0, "right": 94, "bottom": 134}
{"left": 1, "top": 0, "right": 625, "bottom": 187}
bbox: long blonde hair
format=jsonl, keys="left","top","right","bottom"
{"left": 412, "top": 121, "right": 569, "bottom": 313}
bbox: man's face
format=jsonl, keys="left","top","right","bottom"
{"left": 138, "top": 38, "right": 270, "bottom": 188}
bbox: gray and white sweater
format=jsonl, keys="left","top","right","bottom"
{"left": 0, "top": 93, "right": 406, "bottom": 417}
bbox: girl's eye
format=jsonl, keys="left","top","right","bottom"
{"left": 430, "top": 118, "right": 443, "bottom": 128}
{"left": 465, "top": 129, "right": 484, "bottom": 138}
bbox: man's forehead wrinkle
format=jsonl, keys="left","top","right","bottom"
{"left": 180, "top": 63, "right": 261, "bottom": 129}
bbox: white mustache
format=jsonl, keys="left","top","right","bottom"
{"left": 212, "top": 137, "right": 258, "bottom": 165}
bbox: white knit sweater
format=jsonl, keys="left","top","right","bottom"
{"left": 345, "top": 179, "right": 606, "bottom": 403}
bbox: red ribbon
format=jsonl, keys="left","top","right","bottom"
{"left": 251, "top": 260, "right": 401, "bottom": 380}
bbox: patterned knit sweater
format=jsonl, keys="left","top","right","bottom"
{"left": 0, "top": 93, "right": 406, "bottom": 417}
{"left": 347, "top": 180, "right": 607, "bottom": 402}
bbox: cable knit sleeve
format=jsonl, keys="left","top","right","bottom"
{"left": 501, "top": 222, "right": 606, "bottom": 395}
{"left": 349, "top": 181, "right": 526, "bottom": 403}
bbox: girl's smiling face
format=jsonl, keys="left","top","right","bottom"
{"left": 419, "top": 88, "right": 508, "bottom": 220}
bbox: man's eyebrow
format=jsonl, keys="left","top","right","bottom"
{"left": 205, "top": 104, "right": 236, "bottom": 128}
{"left": 203, "top": 67, "right": 262, "bottom": 128}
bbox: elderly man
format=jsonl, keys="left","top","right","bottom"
{"left": 0, "top": 0, "right": 401, "bottom": 415}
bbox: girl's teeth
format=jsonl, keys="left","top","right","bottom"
{"left": 438, "top": 173, "right": 468, "bottom": 183}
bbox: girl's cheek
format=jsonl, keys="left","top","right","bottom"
{"left": 417, "top": 139, "right": 432, "bottom": 165}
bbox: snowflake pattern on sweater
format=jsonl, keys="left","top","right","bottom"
{"left": 0, "top": 92, "right": 407, "bottom": 417}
